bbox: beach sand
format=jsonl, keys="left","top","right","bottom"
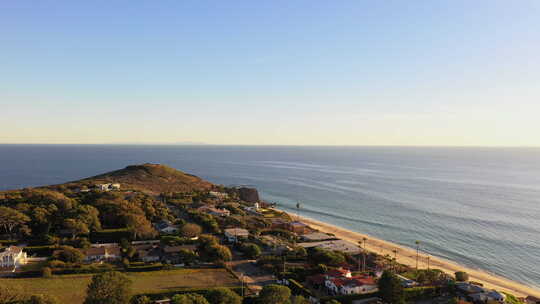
{"left": 290, "top": 213, "right": 540, "bottom": 298}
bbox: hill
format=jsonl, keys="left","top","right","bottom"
{"left": 72, "top": 163, "right": 214, "bottom": 194}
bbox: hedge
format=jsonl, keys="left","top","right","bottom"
{"left": 90, "top": 228, "right": 131, "bottom": 243}
{"left": 133, "top": 286, "right": 243, "bottom": 302}
{"left": 321, "top": 291, "right": 379, "bottom": 304}
{"left": 288, "top": 279, "right": 314, "bottom": 298}
{"left": 24, "top": 245, "right": 55, "bottom": 257}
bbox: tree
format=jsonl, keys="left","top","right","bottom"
{"left": 171, "top": 293, "right": 209, "bottom": 304}
{"left": 77, "top": 205, "right": 102, "bottom": 231}
{"left": 63, "top": 218, "right": 89, "bottom": 239}
{"left": 378, "top": 271, "right": 405, "bottom": 304}
{"left": 208, "top": 244, "right": 232, "bottom": 262}
{"left": 181, "top": 223, "right": 202, "bottom": 238}
{"left": 257, "top": 284, "right": 291, "bottom": 304}
{"left": 291, "top": 295, "right": 309, "bottom": 304}
{"left": 455, "top": 271, "right": 469, "bottom": 282}
{"left": 42, "top": 267, "right": 52, "bottom": 278}
{"left": 84, "top": 271, "right": 132, "bottom": 304}
{"left": 0, "top": 206, "right": 31, "bottom": 238}
{"left": 310, "top": 248, "right": 345, "bottom": 266}
{"left": 52, "top": 246, "right": 85, "bottom": 263}
{"left": 206, "top": 288, "right": 242, "bottom": 304}
{"left": 241, "top": 243, "right": 261, "bottom": 259}
{"left": 124, "top": 214, "right": 156, "bottom": 240}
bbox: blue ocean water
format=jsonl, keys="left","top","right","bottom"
{"left": 1, "top": 145, "right": 539, "bottom": 288}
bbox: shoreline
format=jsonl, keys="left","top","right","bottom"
{"left": 278, "top": 209, "right": 540, "bottom": 298}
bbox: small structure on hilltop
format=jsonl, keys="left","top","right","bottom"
{"left": 0, "top": 246, "right": 27, "bottom": 268}
{"left": 95, "top": 183, "right": 121, "bottom": 191}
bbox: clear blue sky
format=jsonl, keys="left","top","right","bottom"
{"left": 1, "top": 1, "right": 539, "bottom": 145}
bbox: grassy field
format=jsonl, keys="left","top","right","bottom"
{"left": 0, "top": 268, "right": 239, "bottom": 303}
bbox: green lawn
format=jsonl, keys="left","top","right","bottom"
{"left": 0, "top": 268, "right": 239, "bottom": 303}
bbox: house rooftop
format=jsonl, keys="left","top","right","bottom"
{"left": 224, "top": 228, "right": 249, "bottom": 236}
{"left": 301, "top": 232, "right": 335, "bottom": 241}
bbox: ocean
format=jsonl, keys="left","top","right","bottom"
{"left": 1, "top": 144, "right": 539, "bottom": 289}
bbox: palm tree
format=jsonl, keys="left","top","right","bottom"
{"left": 362, "top": 237, "right": 368, "bottom": 273}
{"left": 415, "top": 240, "right": 420, "bottom": 271}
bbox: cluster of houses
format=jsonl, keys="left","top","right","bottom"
{"left": 80, "top": 241, "right": 197, "bottom": 265}
{"left": 0, "top": 246, "right": 27, "bottom": 269}
{"left": 455, "top": 282, "right": 507, "bottom": 304}
{"left": 307, "top": 267, "right": 378, "bottom": 296}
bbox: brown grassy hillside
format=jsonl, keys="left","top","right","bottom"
{"left": 72, "top": 163, "right": 214, "bottom": 194}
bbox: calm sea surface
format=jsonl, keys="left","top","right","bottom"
{"left": 1, "top": 145, "right": 539, "bottom": 288}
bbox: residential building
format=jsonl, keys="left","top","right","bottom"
{"left": 95, "top": 183, "right": 121, "bottom": 191}
{"left": 132, "top": 243, "right": 161, "bottom": 262}
{"left": 269, "top": 218, "right": 288, "bottom": 230}
{"left": 287, "top": 221, "right": 309, "bottom": 235}
{"left": 298, "top": 239, "right": 362, "bottom": 255}
{"left": 198, "top": 205, "right": 230, "bottom": 217}
{"left": 162, "top": 245, "right": 197, "bottom": 264}
{"left": 316, "top": 268, "right": 377, "bottom": 296}
{"left": 83, "top": 246, "right": 121, "bottom": 262}
{"left": 224, "top": 228, "right": 249, "bottom": 242}
{"left": 209, "top": 191, "right": 228, "bottom": 200}
{"left": 0, "top": 246, "right": 27, "bottom": 268}
{"left": 154, "top": 221, "right": 180, "bottom": 234}
{"left": 301, "top": 232, "right": 335, "bottom": 242}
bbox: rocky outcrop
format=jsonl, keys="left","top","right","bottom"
{"left": 238, "top": 187, "right": 260, "bottom": 203}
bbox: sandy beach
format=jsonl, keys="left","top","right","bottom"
{"left": 288, "top": 213, "right": 540, "bottom": 298}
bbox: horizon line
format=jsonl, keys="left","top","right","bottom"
{"left": 1, "top": 143, "right": 539, "bottom": 148}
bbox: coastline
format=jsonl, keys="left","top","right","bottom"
{"left": 278, "top": 209, "right": 540, "bottom": 298}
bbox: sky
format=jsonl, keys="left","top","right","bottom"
{"left": 1, "top": 1, "right": 539, "bottom": 146}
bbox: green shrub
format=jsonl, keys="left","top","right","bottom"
{"left": 42, "top": 267, "right": 53, "bottom": 278}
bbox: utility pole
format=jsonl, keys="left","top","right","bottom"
{"left": 357, "top": 241, "right": 362, "bottom": 272}
{"left": 415, "top": 240, "right": 420, "bottom": 271}
{"left": 240, "top": 273, "right": 244, "bottom": 298}
{"left": 392, "top": 249, "right": 398, "bottom": 272}
{"left": 427, "top": 256, "right": 430, "bottom": 270}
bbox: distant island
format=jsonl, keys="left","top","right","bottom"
{"left": 0, "top": 164, "right": 538, "bottom": 304}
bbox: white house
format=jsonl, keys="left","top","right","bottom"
{"left": 83, "top": 246, "right": 121, "bottom": 262}
{"left": 224, "top": 228, "right": 249, "bottom": 242}
{"left": 198, "top": 205, "right": 230, "bottom": 217}
{"left": 0, "top": 246, "right": 27, "bottom": 268}
{"left": 322, "top": 268, "right": 377, "bottom": 296}
{"left": 209, "top": 191, "right": 228, "bottom": 200}
{"left": 155, "top": 221, "right": 180, "bottom": 234}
